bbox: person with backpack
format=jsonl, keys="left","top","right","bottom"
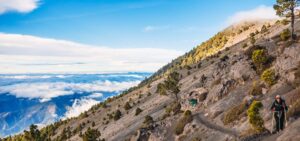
{"left": 270, "top": 95, "right": 288, "bottom": 133}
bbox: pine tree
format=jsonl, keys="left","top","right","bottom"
{"left": 81, "top": 127, "right": 101, "bottom": 141}
{"left": 274, "top": 0, "right": 299, "bottom": 40}
{"left": 23, "top": 124, "right": 41, "bottom": 141}
{"left": 164, "top": 71, "right": 180, "bottom": 101}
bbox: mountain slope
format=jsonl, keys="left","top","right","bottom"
{"left": 3, "top": 19, "right": 300, "bottom": 141}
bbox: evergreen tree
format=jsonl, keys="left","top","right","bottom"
{"left": 23, "top": 124, "right": 41, "bottom": 141}
{"left": 124, "top": 102, "right": 132, "bottom": 110}
{"left": 81, "top": 127, "right": 101, "bottom": 141}
{"left": 274, "top": 0, "right": 299, "bottom": 40}
{"left": 164, "top": 71, "right": 180, "bottom": 101}
{"left": 113, "top": 110, "right": 122, "bottom": 121}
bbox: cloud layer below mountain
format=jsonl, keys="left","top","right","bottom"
{"left": 0, "top": 33, "right": 182, "bottom": 73}
{"left": 0, "top": 80, "right": 140, "bottom": 101}
{"left": 63, "top": 98, "right": 99, "bottom": 119}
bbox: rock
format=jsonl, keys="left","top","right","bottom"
{"left": 189, "top": 87, "right": 208, "bottom": 102}
{"left": 207, "top": 79, "right": 236, "bottom": 102}
{"left": 275, "top": 46, "right": 300, "bottom": 79}
{"left": 229, "top": 58, "right": 256, "bottom": 81}
{"left": 243, "top": 95, "right": 254, "bottom": 106}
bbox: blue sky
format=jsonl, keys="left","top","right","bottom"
{"left": 0, "top": 0, "right": 275, "bottom": 50}
{"left": 0, "top": 0, "right": 276, "bottom": 73}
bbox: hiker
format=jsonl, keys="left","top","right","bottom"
{"left": 270, "top": 95, "right": 288, "bottom": 133}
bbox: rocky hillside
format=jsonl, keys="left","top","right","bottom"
{"left": 3, "top": 19, "right": 300, "bottom": 141}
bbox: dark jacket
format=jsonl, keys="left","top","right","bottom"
{"left": 270, "top": 98, "right": 288, "bottom": 112}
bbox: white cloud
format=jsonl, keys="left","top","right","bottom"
{"left": 226, "top": 5, "right": 279, "bottom": 25}
{"left": 0, "top": 0, "right": 40, "bottom": 14}
{"left": 87, "top": 93, "right": 104, "bottom": 98}
{"left": 0, "top": 75, "right": 69, "bottom": 79}
{"left": 0, "top": 80, "right": 140, "bottom": 100}
{"left": 63, "top": 98, "right": 99, "bottom": 119}
{"left": 0, "top": 33, "right": 182, "bottom": 73}
{"left": 143, "top": 25, "right": 170, "bottom": 32}
{"left": 97, "top": 74, "right": 145, "bottom": 79}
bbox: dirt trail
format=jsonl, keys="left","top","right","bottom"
{"left": 193, "top": 113, "right": 240, "bottom": 137}
{"left": 261, "top": 132, "right": 283, "bottom": 141}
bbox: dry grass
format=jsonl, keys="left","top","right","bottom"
{"left": 175, "top": 110, "right": 193, "bottom": 135}
{"left": 223, "top": 101, "right": 248, "bottom": 125}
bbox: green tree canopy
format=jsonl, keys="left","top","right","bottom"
{"left": 274, "top": 0, "right": 299, "bottom": 39}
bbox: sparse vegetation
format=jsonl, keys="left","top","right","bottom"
{"left": 249, "top": 81, "right": 263, "bottom": 96}
{"left": 242, "top": 43, "right": 248, "bottom": 48}
{"left": 143, "top": 115, "right": 154, "bottom": 126}
{"left": 292, "top": 63, "right": 300, "bottom": 88}
{"left": 223, "top": 101, "right": 248, "bottom": 125}
{"left": 288, "top": 99, "right": 300, "bottom": 118}
{"left": 156, "top": 83, "right": 167, "bottom": 95}
{"left": 252, "top": 49, "right": 268, "bottom": 72}
{"left": 124, "top": 102, "right": 132, "bottom": 110}
{"left": 156, "top": 71, "right": 181, "bottom": 101}
{"left": 81, "top": 127, "right": 102, "bottom": 141}
{"left": 135, "top": 108, "right": 143, "bottom": 116}
{"left": 113, "top": 110, "right": 122, "bottom": 121}
{"left": 280, "top": 29, "right": 291, "bottom": 41}
{"left": 260, "top": 25, "right": 268, "bottom": 33}
{"left": 164, "top": 102, "right": 181, "bottom": 117}
{"left": 175, "top": 110, "right": 193, "bottom": 135}
{"left": 280, "top": 19, "right": 289, "bottom": 25}
{"left": 274, "top": 0, "right": 298, "bottom": 39}
{"left": 249, "top": 32, "right": 256, "bottom": 45}
{"left": 247, "top": 101, "right": 265, "bottom": 132}
{"left": 261, "top": 69, "right": 277, "bottom": 86}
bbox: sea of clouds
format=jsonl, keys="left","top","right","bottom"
{"left": 0, "top": 73, "right": 150, "bottom": 121}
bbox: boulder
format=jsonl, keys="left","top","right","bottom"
{"left": 189, "top": 87, "right": 208, "bottom": 102}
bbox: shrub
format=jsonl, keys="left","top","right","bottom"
{"left": 81, "top": 127, "right": 101, "bottom": 141}
{"left": 220, "top": 55, "right": 229, "bottom": 62}
{"left": 292, "top": 63, "right": 300, "bottom": 88}
{"left": 156, "top": 83, "right": 167, "bottom": 95}
{"left": 113, "top": 110, "right": 122, "bottom": 121}
{"left": 223, "top": 101, "right": 248, "bottom": 125}
{"left": 80, "top": 112, "right": 89, "bottom": 119}
{"left": 211, "top": 78, "right": 221, "bottom": 86}
{"left": 280, "top": 29, "right": 291, "bottom": 41}
{"left": 260, "top": 25, "right": 268, "bottom": 33}
{"left": 247, "top": 101, "right": 265, "bottom": 132}
{"left": 143, "top": 115, "right": 154, "bottom": 125}
{"left": 281, "top": 19, "right": 289, "bottom": 25}
{"left": 261, "top": 69, "right": 276, "bottom": 86}
{"left": 249, "top": 32, "right": 256, "bottom": 45}
{"left": 163, "top": 102, "right": 181, "bottom": 119}
{"left": 187, "top": 71, "right": 191, "bottom": 75}
{"left": 135, "top": 108, "right": 143, "bottom": 116}
{"left": 174, "top": 110, "right": 193, "bottom": 135}
{"left": 124, "top": 102, "right": 132, "bottom": 110}
{"left": 238, "top": 29, "right": 243, "bottom": 34}
{"left": 287, "top": 100, "right": 300, "bottom": 118}
{"left": 255, "top": 30, "right": 259, "bottom": 34}
{"left": 252, "top": 49, "right": 268, "bottom": 71}
{"left": 248, "top": 81, "right": 262, "bottom": 96}
{"left": 242, "top": 43, "right": 248, "bottom": 48}
{"left": 186, "top": 65, "right": 192, "bottom": 70}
